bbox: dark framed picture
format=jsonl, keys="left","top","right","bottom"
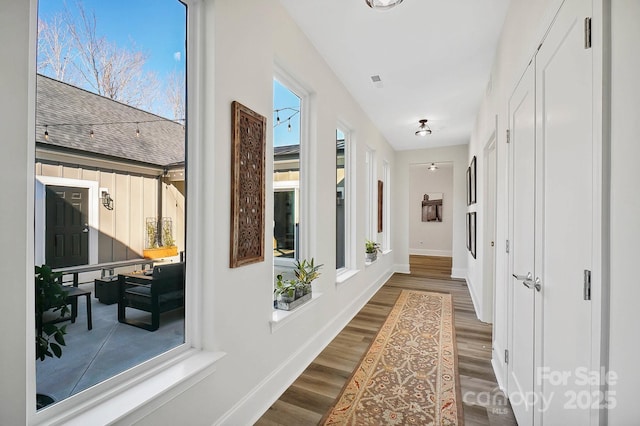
{"left": 466, "top": 167, "right": 471, "bottom": 206}
{"left": 469, "top": 156, "right": 477, "bottom": 205}
{"left": 466, "top": 212, "right": 471, "bottom": 250}
{"left": 230, "top": 101, "right": 266, "bottom": 268}
{"left": 469, "top": 211, "right": 476, "bottom": 259}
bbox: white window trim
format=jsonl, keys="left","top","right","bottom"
{"left": 365, "top": 146, "right": 377, "bottom": 245}
{"left": 273, "top": 65, "right": 312, "bottom": 262}
{"left": 336, "top": 122, "right": 357, "bottom": 282}
{"left": 382, "top": 160, "right": 391, "bottom": 251}
{"left": 27, "top": 1, "right": 225, "bottom": 424}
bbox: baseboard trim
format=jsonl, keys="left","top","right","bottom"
{"left": 451, "top": 268, "right": 466, "bottom": 279}
{"left": 216, "top": 268, "right": 394, "bottom": 426}
{"left": 466, "top": 275, "right": 483, "bottom": 322}
{"left": 394, "top": 264, "right": 410, "bottom": 274}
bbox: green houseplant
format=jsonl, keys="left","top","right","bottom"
{"left": 35, "top": 265, "right": 70, "bottom": 361}
{"left": 274, "top": 258, "right": 323, "bottom": 310}
{"left": 365, "top": 240, "right": 381, "bottom": 262}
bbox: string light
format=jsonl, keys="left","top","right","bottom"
{"left": 273, "top": 107, "right": 299, "bottom": 132}
{"left": 36, "top": 118, "right": 186, "bottom": 141}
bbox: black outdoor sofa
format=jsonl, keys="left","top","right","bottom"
{"left": 117, "top": 262, "right": 185, "bottom": 331}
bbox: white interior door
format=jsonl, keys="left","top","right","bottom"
{"left": 507, "top": 60, "right": 536, "bottom": 426}
{"left": 534, "top": 0, "right": 593, "bottom": 422}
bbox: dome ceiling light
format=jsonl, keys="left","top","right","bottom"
{"left": 415, "top": 119, "right": 432, "bottom": 136}
{"left": 365, "top": 0, "right": 404, "bottom": 11}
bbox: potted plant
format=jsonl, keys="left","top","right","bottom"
{"left": 35, "top": 265, "right": 70, "bottom": 409}
{"left": 274, "top": 258, "right": 323, "bottom": 311}
{"left": 365, "top": 239, "right": 381, "bottom": 263}
{"left": 143, "top": 217, "right": 178, "bottom": 259}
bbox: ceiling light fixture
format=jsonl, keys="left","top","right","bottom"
{"left": 428, "top": 162, "right": 438, "bottom": 171}
{"left": 365, "top": 0, "right": 403, "bottom": 10}
{"left": 415, "top": 119, "right": 432, "bottom": 136}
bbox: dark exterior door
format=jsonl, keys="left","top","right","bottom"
{"left": 45, "top": 186, "right": 89, "bottom": 268}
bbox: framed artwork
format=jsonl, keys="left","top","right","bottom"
{"left": 230, "top": 101, "right": 266, "bottom": 268}
{"left": 466, "top": 212, "right": 471, "bottom": 250}
{"left": 421, "top": 193, "right": 443, "bottom": 222}
{"left": 469, "top": 156, "right": 477, "bottom": 205}
{"left": 377, "top": 180, "right": 383, "bottom": 232}
{"left": 469, "top": 211, "right": 477, "bottom": 259}
{"left": 466, "top": 167, "right": 471, "bottom": 206}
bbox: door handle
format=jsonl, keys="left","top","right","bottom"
{"left": 533, "top": 277, "right": 541, "bottom": 292}
{"left": 512, "top": 272, "right": 534, "bottom": 289}
{"left": 82, "top": 223, "right": 89, "bottom": 233}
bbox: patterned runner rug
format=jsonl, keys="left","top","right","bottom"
{"left": 322, "top": 290, "right": 463, "bottom": 425}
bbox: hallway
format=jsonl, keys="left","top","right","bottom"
{"left": 256, "top": 256, "right": 516, "bottom": 425}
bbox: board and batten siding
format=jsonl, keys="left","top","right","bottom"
{"left": 35, "top": 161, "right": 185, "bottom": 263}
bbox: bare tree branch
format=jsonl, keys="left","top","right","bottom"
{"left": 37, "top": 1, "right": 183, "bottom": 117}
{"left": 165, "top": 70, "right": 186, "bottom": 121}
{"left": 37, "top": 15, "right": 77, "bottom": 83}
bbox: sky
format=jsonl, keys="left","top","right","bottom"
{"left": 273, "top": 79, "right": 301, "bottom": 147}
{"left": 38, "top": 0, "right": 186, "bottom": 77}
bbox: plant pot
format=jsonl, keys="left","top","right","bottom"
{"left": 143, "top": 246, "right": 178, "bottom": 259}
{"left": 276, "top": 292, "right": 312, "bottom": 311}
{"left": 366, "top": 252, "right": 377, "bottom": 262}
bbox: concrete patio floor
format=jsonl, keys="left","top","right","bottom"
{"left": 36, "top": 282, "right": 185, "bottom": 406}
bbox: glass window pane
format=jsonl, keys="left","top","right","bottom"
{"left": 273, "top": 79, "right": 301, "bottom": 262}
{"left": 35, "top": 0, "right": 187, "bottom": 409}
{"left": 336, "top": 129, "right": 346, "bottom": 270}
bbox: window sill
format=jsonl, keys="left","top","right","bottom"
{"left": 382, "top": 249, "right": 392, "bottom": 255}
{"left": 270, "top": 292, "right": 323, "bottom": 333}
{"left": 336, "top": 269, "right": 360, "bottom": 285}
{"left": 37, "top": 349, "right": 225, "bottom": 425}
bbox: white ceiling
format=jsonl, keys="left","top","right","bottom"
{"left": 278, "top": 0, "right": 511, "bottom": 151}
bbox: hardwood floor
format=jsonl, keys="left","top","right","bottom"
{"left": 255, "top": 256, "right": 517, "bottom": 425}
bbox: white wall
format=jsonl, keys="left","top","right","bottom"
{"left": 395, "top": 145, "right": 468, "bottom": 278}
{"left": 408, "top": 163, "right": 453, "bottom": 257}
{"left": 0, "top": 0, "right": 398, "bottom": 424}
{"left": 608, "top": 0, "right": 640, "bottom": 422}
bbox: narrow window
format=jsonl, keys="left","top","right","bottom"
{"left": 382, "top": 160, "right": 391, "bottom": 251}
{"left": 365, "top": 148, "right": 377, "bottom": 244}
{"left": 273, "top": 78, "right": 302, "bottom": 267}
{"left": 336, "top": 129, "right": 347, "bottom": 271}
{"left": 35, "top": 0, "right": 187, "bottom": 409}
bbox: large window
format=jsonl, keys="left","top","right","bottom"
{"left": 273, "top": 78, "right": 302, "bottom": 265}
{"left": 34, "top": 0, "right": 187, "bottom": 409}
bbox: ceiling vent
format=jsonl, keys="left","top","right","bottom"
{"left": 370, "top": 75, "right": 383, "bottom": 88}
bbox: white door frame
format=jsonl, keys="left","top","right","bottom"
{"left": 483, "top": 128, "right": 497, "bottom": 324}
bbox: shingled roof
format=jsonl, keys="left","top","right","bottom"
{"left": 36, "top": 74, "right": 184, "bottom": 168}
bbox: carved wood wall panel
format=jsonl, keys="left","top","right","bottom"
{"left": 230, "top": 101, "right": 266, "bottom": 268}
